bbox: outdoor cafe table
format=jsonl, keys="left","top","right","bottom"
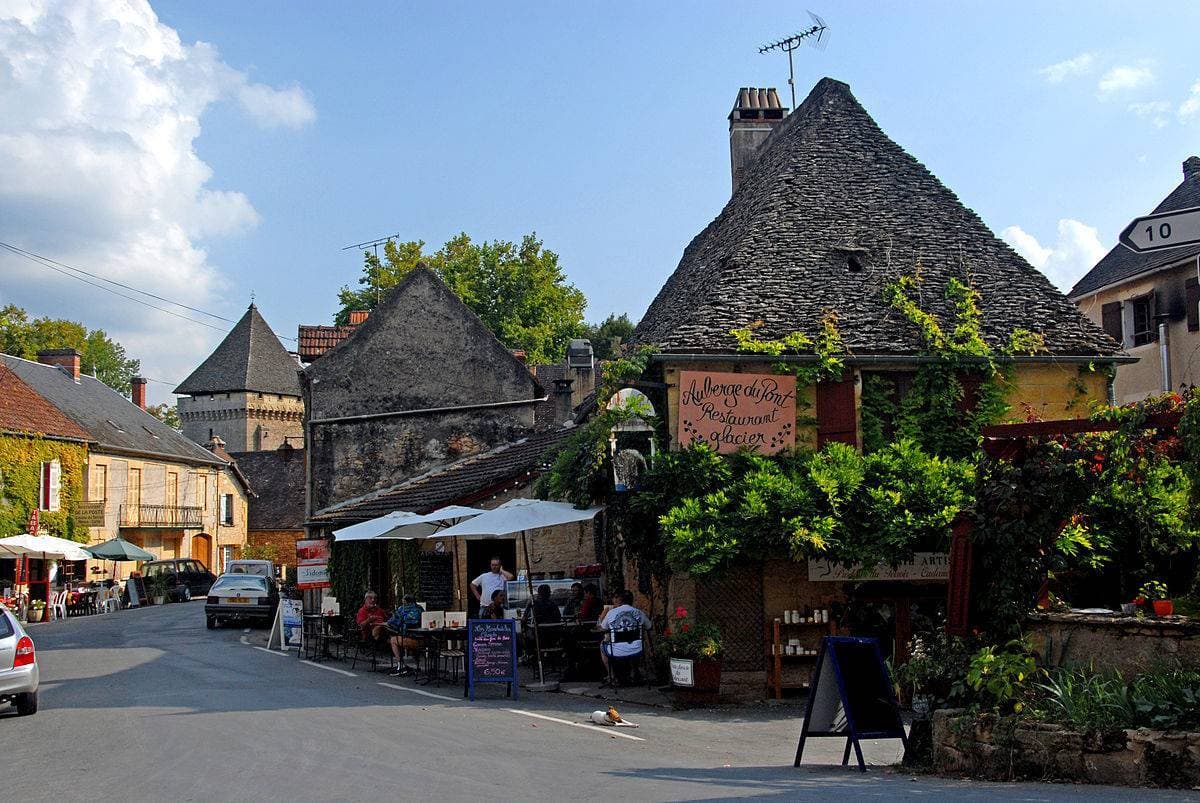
{"left": 407, "top": 626, "right": 467, "bottom": 686}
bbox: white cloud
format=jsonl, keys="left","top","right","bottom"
{"left": 1179, "top": 80, "right": 1200, "bottom": 121}
{"left": 1039, "top": 53, "right": 1096, "bottom": 83}
{"left": 0, "top": 0, "right": 315, "bottom": 402}
{"left": 236, "top": 82, "right": 316, "bottom": 129}
{"left": 1002, "top": 220, "right": 1108, "bottom": 292}
{"left": 1097, "top": 64, "right": 1154, "bottom": 97}
{"left": 1128, "top": 100, "right": 1171, "bottom": 128}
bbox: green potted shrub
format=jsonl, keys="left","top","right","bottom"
{"left": 146, "top": 573, "right": 170, "bottom": 606}
{"left": 661, "top": 607, "right": 723, "bottom": 703}
{"left": 1139, "top": 580, "right": 1173, "bottom": 617}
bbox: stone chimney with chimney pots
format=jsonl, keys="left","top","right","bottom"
{"left": 729, "top": 87, "right": 787, "bottom": 193}
{"left": 1185, "top": 156, "right": 1200, "bottom": 181}
{"left": 552, "top": 378, "right": 575, "bottom": 424}
{"left": 37, "top": 348, "right": 81, "bottom": 382}
{"left": 348, "top": 310, "right": 370, "bottom": 325}
{"left": 131, "top": 376, "right": 147, "bottom": 409}
{"left": 566, "top": 338, "right": 595, "bottom": 408}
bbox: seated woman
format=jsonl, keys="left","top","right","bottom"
{"left": 577, "top": 583, "right": 602, "bottom": 623}
{"left": 481, "top": 589, "right": 508, "bottom": 619}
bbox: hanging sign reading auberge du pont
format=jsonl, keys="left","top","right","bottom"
{"left": 678, "top": 371, "right": 797, "bottom": 454}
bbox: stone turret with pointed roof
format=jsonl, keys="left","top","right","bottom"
{"left": 633, "top": 78, "right": 1119, "bottom": 358}
{"left": 175, "top": 304, "right": 305, "bottom": 452}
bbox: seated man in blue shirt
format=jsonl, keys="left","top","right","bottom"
{"left": 381, "top": 594, "right": 424, "bottom": 676}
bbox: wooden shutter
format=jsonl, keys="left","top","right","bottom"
{"left": 1187, "top": 278, "right": 1199, "bottom": 333}
{"left": 1101, "top": 301, "right": 1123, "bottom": 343}
{"left": 40, "top": 460, "right": 61, "bottom": 512}
{"left": 816, "top": 375, "right": 858, "bottom": 447}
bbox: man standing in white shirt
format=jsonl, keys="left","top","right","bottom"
{"left": 471, "top": 557, "right": 514, "bottom": 616}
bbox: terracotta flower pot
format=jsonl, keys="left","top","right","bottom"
{"left": 673, "top": 658, "right": 722, "bottom": 706}
{"left": 1152, "top": 599, "right": 1174, "bottom": 617}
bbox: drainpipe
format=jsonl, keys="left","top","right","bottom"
{"left": 1159, "top": 322, "right": 1171, "bottom": 393}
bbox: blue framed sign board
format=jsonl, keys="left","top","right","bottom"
{"left": 794, "top": 636, "right": 907, "bottom": 772}
{"left": 467, "top": 619, "right": 519, "bottom": 701}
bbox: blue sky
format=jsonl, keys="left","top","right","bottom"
{"left": 3, "top": 1, "right": 1200, "bottom": 402}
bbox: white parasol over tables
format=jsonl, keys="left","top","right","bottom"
{"left": 0, "top": 532, "right": 93, "bottom": 561}
{"left": 331, "top": 505, "right": 483, "bottom": 542}
{"left": 433, "top": 499, "right": 604, "bottom": 690}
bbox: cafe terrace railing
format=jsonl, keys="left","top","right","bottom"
{"left": 118, "top": 504, "right": 203, "bottom": 529}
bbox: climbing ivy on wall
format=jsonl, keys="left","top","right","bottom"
{"left": 0, "top": 435, "right": 87, "bottom": 540}
{"left": 328, "top": 540, "right": 371, "bottom": 609}
{"left": 868, "top": 272, "right": 1046, "bottom": 459}
{"left": 730, "top": 311, "right": 848, "bottom": 387}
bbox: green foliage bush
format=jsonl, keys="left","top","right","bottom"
{"left": 662, "top": 439, "right": 973, "bottom": 576}
{"left": 1037, "top": 664, "right": 1200, "bottom": 732}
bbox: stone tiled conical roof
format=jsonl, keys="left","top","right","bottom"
{"left": 633, "top": 78, "right": 1119, "bottom": 357}
{"left": 175, "top": 305, "right": 301, "bottom": 397}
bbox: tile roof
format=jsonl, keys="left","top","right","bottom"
{"left": 175, "top": 305, "right": 302, "bottom": 397}
{"left": 229, "top": 447, "right": 306, "bottom": 530}
{"left": 0, "top": 364, "right": 91, "bottom": 441}
{"left": 297, "top": 324, "right": 358, "bottom": 363}
{"left": 310, "top": 427, "right": 572, "bottom": 525}
{"left": 2, "top": 354, "right": 225, "bottom": 466}
{"left": 1069, "top": 157, "right": 1200, "bottom": 299}
{"left": 633, "top": 78, "right": 1119, "bottom": 358}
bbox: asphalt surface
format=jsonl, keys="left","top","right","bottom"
{"left": 3, "top": 603, "right": 1195, "bottom": 802}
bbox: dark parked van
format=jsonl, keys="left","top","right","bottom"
{"left": 141, "top": 559, "right": 216, "bottom": 602}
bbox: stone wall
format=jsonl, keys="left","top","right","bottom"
{"left": 1027, "top": 612, "right": 1200, "bottom": 678}
{"left": 933, "top": 709, "right": 1200, "bottom": 787}
{"left": 246, "top": 528, "right": 304, "bottom": 569}
{"left": 179, "top": 391, "right": 304, "bottom": 452}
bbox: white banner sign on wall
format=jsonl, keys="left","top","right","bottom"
{"left": 808, "top": 552, "right": 950, "bottom": 582}
{"left": 295, "top": 563, "right": 330, "bottom": 589}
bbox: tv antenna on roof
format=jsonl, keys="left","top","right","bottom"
{"left": 759, "top": 11, "right": 829, "bottom": 110}
{"left": 342, "top": 233, "right": 399, "bottom": 305}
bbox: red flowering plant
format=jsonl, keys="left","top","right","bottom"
{"left": 660, "top": 606, "right": 723, "bottom": 661}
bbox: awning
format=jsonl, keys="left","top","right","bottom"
{"left": 332, "top": 505, "right": 484, "bottom": 542}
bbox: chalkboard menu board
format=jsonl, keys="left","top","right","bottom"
{"left": 467, "top": 618, "right": 518, "bottom": 701}
{"left": 125, "top": 575, "right": 147, "bottom": 608}
{"left": 418, "top": 553, "right": 454, "bottom": 609}
{"left": 794, "top": 637, "right": 906, "bottom": 771}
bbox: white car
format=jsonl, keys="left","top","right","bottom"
{"left": 0, "top": 606, "right": 39, "bottom": 716}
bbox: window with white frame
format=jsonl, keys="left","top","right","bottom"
{"left": 219, "top": 493, "right": 234, "bottom": 525}
{"left": 221, "top": 545, "right": 235, "bottom": 573}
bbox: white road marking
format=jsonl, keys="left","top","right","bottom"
{"left": 251, "top": 645, "right": 287, "bottom": 657}
{"left": 504, "top": 709, "right": 645, "bottom": 741}
{"left": 301, "top": 660, "right": 357, "bottom": 677}
{"left": 378, "top": 681, "right": 459, "bottom": 702}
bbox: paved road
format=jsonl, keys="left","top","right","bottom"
{"left": 3, "top": 603, "right": 1194, "bottom": 801}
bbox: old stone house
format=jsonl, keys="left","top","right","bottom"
{"left": 1069, "top": 157, "right": 1200, "bottom": 402}
{"left": 229, "top": 444, "right": 306, "bottom": 576}
{"left": 627, "top": 78, "right": 1128, "bottom": 696}
{"left": 2, "top": 351, "right": 251, "bottom": 577}
{"left": 175, "top": 304, "right": 305, "bottom": 452}
{"left": 304, "top": 267, "right": 596, "bottom": 612}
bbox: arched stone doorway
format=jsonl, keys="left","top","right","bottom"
{"left": 191, "top": 533, "right": 213, "bottom": 570}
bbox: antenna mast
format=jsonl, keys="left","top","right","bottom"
{"left": 342, "top": 234, "right": 400, "bottom": 306}
{"left": 758, "top": 12, "right": 829, "bottom": 110}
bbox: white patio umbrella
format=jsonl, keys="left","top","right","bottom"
{"left": 331, "top": 505, "right": 483, "bottom": 542}
{"left": 0, "top": 532, "right": 93, "bottom": 561}
{"left": 332, "top": 505, "right": 484, "bottom": 602}
{"left": 432, "top": 499, "right": 604, "bottom": 690}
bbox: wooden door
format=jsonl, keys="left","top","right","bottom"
{"left": 191, "top": 533, "right": 212, "bottom": 571}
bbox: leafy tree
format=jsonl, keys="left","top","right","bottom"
{"left": 335, "top": 233, "right": 586, "bottom": 364}
{"left": 583, "top": 313, "right": 636, "bottom": 360}
{"left": 0, "top": 304, "right": 140, "bottom": 394}
{"left": 146, "top": 403, "right": 181, "bottom": 429}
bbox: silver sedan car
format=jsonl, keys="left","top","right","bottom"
{"left": 0, "top": 606, "right": 39, "bottom": 716}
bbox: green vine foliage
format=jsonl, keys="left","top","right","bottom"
{"left": 0, "top": 435, "right": 87, "bottom": 540}
{"left": 730, "top": 312, "right": 847, "bottom": 387}
{"left": 972, "top": 391, "right": 1200, "bottom": 636}
{"left": 872, "top": 273, "right": 1046, "bottom": 459}
{"left": 663, "top": 440, "right": 974, "bottom": 577}
{"left": 328, "top": 541, "right": 372, "bottom": 609}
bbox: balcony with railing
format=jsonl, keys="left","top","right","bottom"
{"left": 119, "top": 504, "right": 203, "bottom": 529}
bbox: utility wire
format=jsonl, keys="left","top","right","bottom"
{"left": 0, "top": 241, "right": 299, "bottom": 343}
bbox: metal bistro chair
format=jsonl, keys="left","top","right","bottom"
{"left": 302, "top": 616, "right": 326, "bottom": 662}
{"left": 603, "top": 619, "right": 652, "bottom": 688}
{"left": 347, "top": 624, "right": 390, "bottom": 672}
